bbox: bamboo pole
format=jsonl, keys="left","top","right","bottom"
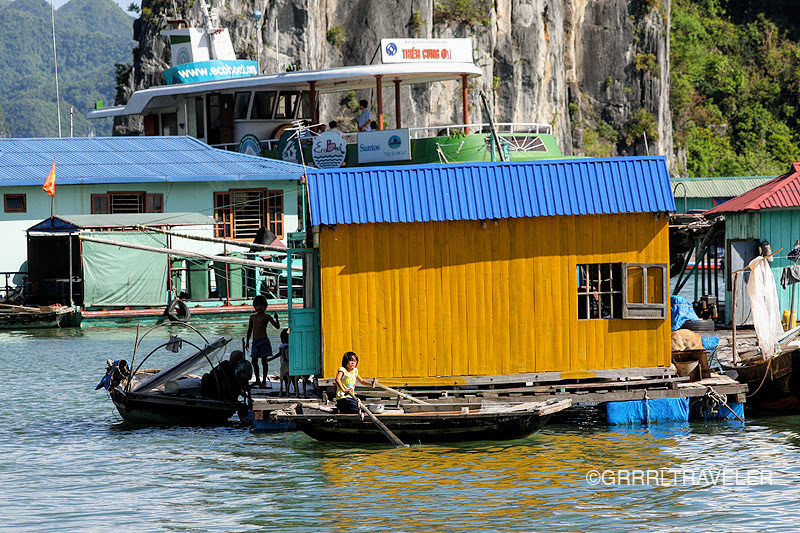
{"left": 78, "top": 235, "right": 302, "bottom": 271}
{"left": 731, "top": 271, "right": 738, "bottom": 365}
{"left": 134, "top": 225, "right": 288, "bottom": 253}
{"left": 374, "top": 381, "right": 430, "bottom": 405}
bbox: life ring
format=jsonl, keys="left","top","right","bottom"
{"left": 270, "top": 123, "right": 294, "bottom": 140}
{"left": 165, "top": 299, "right": 191, "bottom": 322}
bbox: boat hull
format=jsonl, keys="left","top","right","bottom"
{"left": 0, "top": 307, "right": 77, "bottom": 329}
{"left": 282, "top": 406, "right": 561, "bottom": 444}
{"left": 727, "top": 349, "right": 800, "bottom": 413}
{"left": 110, "top": 389, "right": 246, "bottom": 426}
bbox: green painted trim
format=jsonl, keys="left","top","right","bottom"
{"left": 263, "top": 133, "right": 564, "bottom": 167}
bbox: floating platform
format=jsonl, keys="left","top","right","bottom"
{"left": 252, "top": 368, "right": 747, "bottom": 429}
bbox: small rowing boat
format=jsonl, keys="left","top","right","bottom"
{"left": 96, "top": 325, "right": 251, "bottom": 425}
{"left": 0, "top": 303, "right": 77, "bottom": 329}
{"left": 271, "top": 398, "right": 571, "bottom": 444}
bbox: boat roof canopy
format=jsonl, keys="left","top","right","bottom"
{"left": 87, "top": 62, "right": 482, "bottom": 119}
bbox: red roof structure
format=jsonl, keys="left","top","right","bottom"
{"left": 705, "top": 162, "right": 800, "bottom": 214}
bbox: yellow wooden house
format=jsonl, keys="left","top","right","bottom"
{"left": 305, "top": 157, "right": 675, "bottom": 386}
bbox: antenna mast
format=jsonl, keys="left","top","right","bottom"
{"left": 50, "top": 0, "right": 62, "bottom": 137}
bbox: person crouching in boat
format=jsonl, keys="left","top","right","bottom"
{"left": 335, "top": 351, "right": 376, "bottom": 413}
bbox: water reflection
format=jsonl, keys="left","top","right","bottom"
{"left": 1, "top": 326, "right": 800, "bottom": 532}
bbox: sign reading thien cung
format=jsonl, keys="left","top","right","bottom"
{"left": 381, "top": 38, "right": 473, "bottom": 63}
{"left": 357, "top": 129, "right": 411, "bottom": 164}
{"left": 163, "top": 60, "right": 259, "bottom": 84}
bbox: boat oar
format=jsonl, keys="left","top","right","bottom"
{"left": 373, "top": 381, "right": 429, "bottom": 405}
{"left": 352, "top": 394, "right": 406, "bottom": 447}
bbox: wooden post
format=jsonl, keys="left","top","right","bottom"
{"left": 167, "top": 233, "right": 174, "bottom": 299}
{"left": 786, "top": 274, "right": 797, "bottom": 329}
{"left": 461, "top": 74, "right": 470, "bottom": 134}
{"left": 68, "top": 234, "right": 73, "bottom": 306}
{"left": 224, "top": 243, "right": 230, "bottom": 307}
{"left": 376, "top": 75, "right": 383, "bottom": 130}
{"left": 714, "top": 235, "right": 719, "bottom": 304}
{"left": 394, "top": 79, "right": 401, "bottom": 129}
{"left": 731, "top": 271, "right": 739, "bottom": 365}
{"left": 309, "top": 81, "right": 318, "bottom": 126}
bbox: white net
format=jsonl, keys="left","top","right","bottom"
{"left": 746, "top": 257, "right": 783, "bottom": 358}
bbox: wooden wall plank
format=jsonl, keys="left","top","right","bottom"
{"left": 319, "top": 211, "right": 671, "bottom": 380}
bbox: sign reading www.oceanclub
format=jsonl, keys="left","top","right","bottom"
{"left": 163, "top": 60, "right": 258, "bottom": 85}
{"left": 380, "top": 38, "right": 473, "bottom": 64}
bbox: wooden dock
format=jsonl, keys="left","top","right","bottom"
{"left": 250, "top": 368, "right": 747, "bottom": 423}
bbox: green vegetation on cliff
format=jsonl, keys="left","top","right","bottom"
{"left": 671, "top": 0, "right": 800, "bottom": 176}
{"left": 0, "top": 0, "right": 133, "bottom": 137}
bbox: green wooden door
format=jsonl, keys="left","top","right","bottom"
{"left": 288, "top": 249, "right": 321, "bottom": 376}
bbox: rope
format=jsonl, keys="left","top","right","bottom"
{"left": 704, "top": 386, "right": 745, "bottom": 422}
{"left": 746, "top": 356, "right": 773, "bottom": 398}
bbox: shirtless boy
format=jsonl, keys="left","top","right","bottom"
{"left": 245, "top": 295, "right": 280, "bottom": 388}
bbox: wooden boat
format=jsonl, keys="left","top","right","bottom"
{"left": 109, "top": 387, "right": 248, "bottom": 425}
{"left": 97, "top": 331, "right": 251, "bottom": 425}
{"left": 727, "top": 349, "right": 800, "bottom": 412}
{"left": 724, "top": 326, "right": 800, "bottom": 412}
{"left": 271, "top": 398, "right": 571, "bottom": 444}
{"left": 0, "top": 304, "right": 77, "bottom": 329}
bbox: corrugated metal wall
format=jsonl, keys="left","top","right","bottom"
{"left": 319, "top": 212, "right": 671, "bottom": 383}
{"left": 723, "top": 212, "right": 761, "bottom": 324}
{"left": 761, "top": 210, "right": 800, "bottom": 317}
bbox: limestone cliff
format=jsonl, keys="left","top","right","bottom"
{"left": 118, "top": 0, "right": 675, "bottom": 169}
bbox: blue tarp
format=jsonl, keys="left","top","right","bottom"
{"left": 671, "top": 295, "right": 700, "bottom": 330}
{"left": 606, "top": 397, "right": 690, "bottom": 425}
{"left": 702, "top": 336, "right": 720, "bottom": 351}
{"left": 692, "top": 400, "right": 745, "bottom": 422}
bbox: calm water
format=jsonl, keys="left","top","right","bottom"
{"left": 2, "top": 325, "right": 799, "bottom": 532}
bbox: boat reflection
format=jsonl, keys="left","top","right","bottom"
{"left": 316, "top": 425, "right": 691, "bottom": 530}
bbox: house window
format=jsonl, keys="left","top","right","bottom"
{"left": 4, "top": 194, "right": 26, "bottom": 213}
{"left": 91, "top": 192, "right": 164, "bottom": 214}
{"left": 297, "top": 191, "right": 305, "bottom": 231}
{"left": 578, "top": 263, "right": 623, "bottom": 320}
{"left": 577, "top": 262, "right": 668, "bottom": 320}
{"left": 622, "top": 263, "right": 668, "bottom": 319}
{"left": 214, "top": 189, "right": 284, "bottom": 240}
{"left": 214, "top": 192, "right": 232, "bottom": 238}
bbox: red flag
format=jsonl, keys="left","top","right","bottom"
{"left": 43, "top": 159, "right": 56, "bottom": 197}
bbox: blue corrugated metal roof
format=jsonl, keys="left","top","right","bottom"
{"left": 0, "top": 136, "right": 305, "bottom": 186}
{"left": 307, "top": 156, "right": 675, "bottom": 225}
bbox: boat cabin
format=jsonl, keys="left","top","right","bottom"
{"left": 88, "top": 36, "right": 562, "bottom": 166}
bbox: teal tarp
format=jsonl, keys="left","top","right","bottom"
{"left": 82, "top": 232, "right": 168, "bottom": 307}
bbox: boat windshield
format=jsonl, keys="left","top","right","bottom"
{"left": 132, "top": 337, "right": 228, "bottom": 392}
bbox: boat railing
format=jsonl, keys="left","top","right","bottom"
{"left": 406, "top": 122, "right": 552, "bottom": 139}
{"left": 0, "top": 271, "right": 25, "bottom": 301}
{"left": 210, "top": 122, "right": 552, "bottom": 153}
